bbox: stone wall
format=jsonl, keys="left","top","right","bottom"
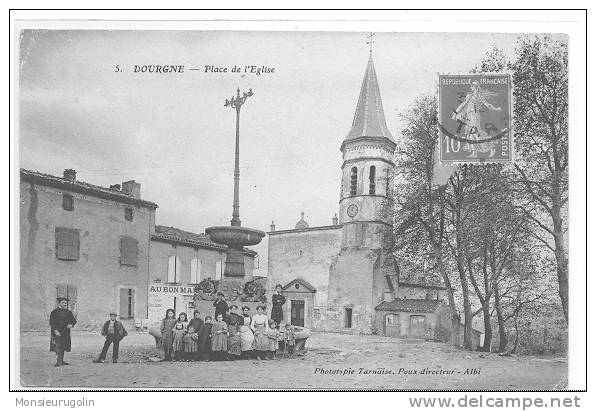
{"left": 322, "top": 247, "right": 380, "bottom": 333}
{"left": 20, "top": 182, "right": 155, "bottom": 329}
{"left": 267, "top": 226, "right": 342, "bottom": 308}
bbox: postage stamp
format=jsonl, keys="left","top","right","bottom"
{"left": 438, "top": 74, "right": 512, "bottom": 163}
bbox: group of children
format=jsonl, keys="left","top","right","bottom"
{"left": 159, "top": 304, "right": 297, "bottom": 362}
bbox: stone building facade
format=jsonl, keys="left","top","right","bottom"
{"left": 147, "top": 225, "right": 258, "bottom": 327}
{"left": 268, "top": 54, "right": 451, "bottom": 337}
{"left": 19, "top": 169, "right": 259, "bottom": 330}
{"left": 19, "top": 169, "right": 157, "bottom": 329}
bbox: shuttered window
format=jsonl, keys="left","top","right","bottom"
{"left": 190, "top": 257, "right": 201, "bottom": 284}
{"left": 55, "top": 227, "right": 80, "bottom": 261}
{"left": 56, "top": 284, "right": 77, "bottom": 313}
{"left": 119, "top": 288, "right": 135, "bottom": 318}
{"left": 62, "top": 194, "right": 74, "bottom": 211}
{"left": 215, "top": 261, "right": 225, "bottom": 280}
{"left": 119, "top": 236, "right": 139, "bottom": 266}
{"left": 167, "top": 255, "right": 181, "bottom": 283}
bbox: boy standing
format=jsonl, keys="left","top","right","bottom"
{"left": 93, "top": 312, "right": 128, "bottom": 363}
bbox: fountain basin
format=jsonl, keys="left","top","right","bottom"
{"left": 205, "top": 225, "right": 266, "bottom": 247}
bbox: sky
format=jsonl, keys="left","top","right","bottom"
{"left": 18, "top": 30, "right": 524, "bottom": 274}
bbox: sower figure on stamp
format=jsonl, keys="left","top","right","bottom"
{"left": 271, "top": 284, "right": 286, "bottom": 328}
{"left": 49, "top": 297, "right": 76, "bottom": 367}
{"left": 93, "top": 312, "right": 127, "bottom": 363}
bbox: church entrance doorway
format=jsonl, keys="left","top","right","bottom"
{"left": 291, "top": 300, "right": 305, "bottom": 327}
{"left": 409, "top": 315, "right": 426, "bottom": 339}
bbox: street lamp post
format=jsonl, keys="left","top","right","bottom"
{"left": 224, "top": 87, "right": 253, "bottom": 227}
{"left": 206, "top": 87, "right": 264, "bottom": 278}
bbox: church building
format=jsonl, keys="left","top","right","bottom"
{"left": 267, "top": 52, "right": 451, "bottom": 338}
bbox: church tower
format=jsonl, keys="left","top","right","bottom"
{"left": 326, "top": 49, "right": 398, "bottom": 334}
{"left": 339, "top": 52, "right": 396, "bottom": 247}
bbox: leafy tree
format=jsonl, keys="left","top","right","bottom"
{"left": 510, "top": 35, "right": 569, "bottom": 321}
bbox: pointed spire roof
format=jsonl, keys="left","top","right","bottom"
{"left": 345, "top": 54, "right": 393, "bottom": 142}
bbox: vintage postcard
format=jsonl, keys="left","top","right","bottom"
{"left": 10, "top": 12, "right": 585, "bottom": 394}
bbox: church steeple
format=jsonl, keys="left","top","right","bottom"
{"left": 338, "top": 48, "right": 396, "bottom": 233}
{"left": 345, "top": 54, "right": 393, "bottom": 142}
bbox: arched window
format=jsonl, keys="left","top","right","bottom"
{"left": 350, "top": 167, "right": 358, "bottom": 196}
{"left": 167, "top": 255, "right": 181, "bottom": 283}
{"left": 369, "top": 165, "right": 376, "bottom": 195}
{"left": 190, "top": 257, "right": 201, "bottom": 284}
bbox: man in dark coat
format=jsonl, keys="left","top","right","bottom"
{"left": 93, "top": 312, "right": 128, "bottom": 363}
{"left": 271, "top": 284, "right": 286, "bottom": 328}
{"left": 213, "top": 292, "right": 228, "bottom": 320}
{"left": 49, "top": 297, "right": 77, "bottom": 367}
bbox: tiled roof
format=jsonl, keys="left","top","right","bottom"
{"left": 345, "top": 54, "right": 394, "bottom": 143}
{"left": 375, "top": 299, "right": 444, "bottom": 313}
{"left": 20, "top": 168, "right": 158, "bottom": 209}
{"left": 152, "top": 225, "right": 256, "bottom": 255}
{"left": 398, "top": 282, "right": 447, "bottom": 290}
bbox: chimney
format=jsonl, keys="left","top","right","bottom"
{"left": 109, "top": 184, "right": 121, "bottom": 191}
{"left": 332, "top": 213, "right": 338, "bottom": 225}
{"left": 270, "top": 220, "right": 276, "bottom": 232}
{"left": 63, "top": 169, "right": 76, "bottom": 181}
{"left": 122, "top": 180, "right": 141, "bottom": 199}
{"left": 383, "top": 289, "right": 394, "bottom": 303}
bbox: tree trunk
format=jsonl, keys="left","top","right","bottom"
{"left": 433, "top": 247, "right": 460, "bottom": 346}
{"left": 552, "top": 210, "right": 568, "bottom": 322}
{"left": 481, "top": 306, "right": 492, "bottom": 352}
{"left": 456, "top": 256, "right": 473, "bottom": 349}
{"left": 493, "top": 282, "right": 508, "bottom": 352}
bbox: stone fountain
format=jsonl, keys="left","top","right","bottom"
{"left": 205, "top": 87, "right": 266, "bottom": 278}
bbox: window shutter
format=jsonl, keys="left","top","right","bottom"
{"left": 67, "top": 285, "right": 78, "bottom": 313}
{"left": 119, "top": 236, "right": 138, "bottom": 266}
{"left": 190, "top": 258, "right": 199, "bottom": 284}
{"left": 175, "top": 256, "right": 181, "bottom": 283}
{"left": 55, "top": 227, "right": 80, "bottom": 260}
{"left": 167, "top": 255, "right": 176, "bottom": 283}
{"left": 56, "top": 284, "right": 68, "bottom": 301}
{"left": 119, "top": 288, "right": 128, "bottom": 317}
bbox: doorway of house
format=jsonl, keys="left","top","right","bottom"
{"left": 119, "top": 288, "right": 135, "bottom": 319}
{"left": 291, "top": 300, "right": 305, "bottom": 327}
{"left": 409, "top": 315, "right": 426, "bottom": 339}
{"left": 385, "top": 313, "right": 400, "bottom": 337}
{"left": 344, "top": 307, "right": 353, "bottom": 328}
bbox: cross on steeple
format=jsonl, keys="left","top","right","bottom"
{"left": 366, "top": 32, "right": 375, "bottom": 54}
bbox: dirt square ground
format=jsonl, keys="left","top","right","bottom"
{"left": 18, "top": 330, "right": 567, "bottom": 390}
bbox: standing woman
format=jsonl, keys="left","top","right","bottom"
{"left": 226, "top": 305, "right": 242, "bottom": 360}
{"left": 160, "top": 308, "right": 177, "bottom": 361}
{"left": 211, "top": 313, "right": 229, "bottom": 361}
{"left": 251, "top": 305, "right": 270, "bottom": 360}
{"left": 271, "top": 284, "right": 286, "bottom": 328}
{"left": 239, "top": 306, "right": 255, "bottom": 360}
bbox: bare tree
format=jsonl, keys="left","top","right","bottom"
{"left": 394, "top": 95, "right": 460, "bottom": 345}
